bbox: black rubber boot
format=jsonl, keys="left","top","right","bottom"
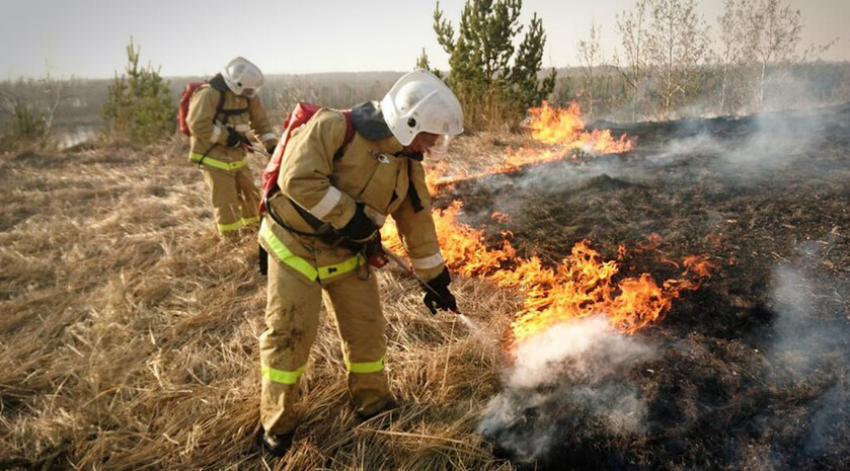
{"left": 259, "top": 429, "right": 294, "bottom": 457}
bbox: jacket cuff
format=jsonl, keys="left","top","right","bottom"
{"left": 211, "top": 124, "right": 225, "bottom": 144}
{"left": 416, "top": 264, "right": 447, "bottom": 284}
{"left": 328, "top": 198, "right": 357, "bottom": 230}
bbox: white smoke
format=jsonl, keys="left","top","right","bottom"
{"left": 474, "top": 108, "right": 833, "bottom": 222}
{"left": 766, "top": 259, "right": 850, "bottom": 459}
{"left": 508, "top": 316, "right": 656, "bottom": 389}
{"left": 477, "top": 316, "right": 658, "bottom": 463}
{"left": 769, "top": 264, "right": 848, "bottom": 381}
{"left": 649, "top": 111, "right": 831, "bottom": 176}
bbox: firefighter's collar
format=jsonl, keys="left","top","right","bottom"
{"left": 351, "top": 101, "right": 394, "bottom": 141}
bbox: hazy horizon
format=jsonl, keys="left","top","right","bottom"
{"left": 1, "top": 0, "right": 847, "bottom": 81}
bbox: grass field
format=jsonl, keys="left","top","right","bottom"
{"left": 3, "top": 103, "right": 850, "bottom": 470}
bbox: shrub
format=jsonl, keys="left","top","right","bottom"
{"left": 0, "top": 100, "right": 49, "bottom": 152}
{"left": 101, "top": 38, "right": 175, "bottom": 145}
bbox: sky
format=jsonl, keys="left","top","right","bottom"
{"left": 1, "top": 0, "right": 848, "bottom": 79}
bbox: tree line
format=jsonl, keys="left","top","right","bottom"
{"left": 0, "top": 0, "right": 846, "bottom": 152}
{"left": 569, "top": 0, "right": 845, "bottom": 121}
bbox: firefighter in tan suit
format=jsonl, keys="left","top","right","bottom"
{"left": 258, "top": 70, "right": 463, "bottom": 456}
{"left": 187, "top": 57, "right": 278, "bottom": 236}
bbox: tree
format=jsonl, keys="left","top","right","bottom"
{"left": 415, "top": 48, "right": 432, "bottom": 71}
{"left": 578, "top": 21, "right": 602, "bottom": 118}
{"left": 719, "top": 0, "right": 837, "bottom": 112}
{"left": 645, "top": 0, "right": 712, "bottom": 118}
{"left": 718, "top": 0, "right": 750, "bottom": 114}
{"left": 744, "top": 0, "right": 803, "bottom": 110}
{"left": 615, "top": 0, "right": 651, "bottom": 120}
{"left": 0, "top": 100, "right": 49, "bottom": 151}
{"left": 433, "top": 0, "right": 556, "bottom": 130}
{"left": 414, "top": 48, "right": 444, "bottom": 79}
{"left": 0, "top": 73, "right": 67, "bottom": 152}
{"left": 102, "top": 38, "right": 175, "bottom": 145}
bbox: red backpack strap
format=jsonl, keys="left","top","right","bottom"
{"left": 333, "top": 110, "right": 355, "bottom": 159}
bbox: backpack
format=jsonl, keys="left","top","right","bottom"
{"left": 177, "top": 81, "right": 249, "bottom": 137}
{"left": 177, "top": 82, "right": 206, "bottom": 136}
{"left": 259, "top": 102, "right": 355, "bottom": 215}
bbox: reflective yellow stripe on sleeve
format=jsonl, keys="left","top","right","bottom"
{"left": 259, "top": 220, "right": 365, "bottom": 281}
{"left": 262, "top": 364, "right": 306, "bottom": 385}
{"left": 242, "top": 216, "right": 260, "bottom": 226}
{"left": 190, "top": 152, "right": 248, "bottom": 171}
{"left": 346, "top": 355, "right": 386, "bottom": 374}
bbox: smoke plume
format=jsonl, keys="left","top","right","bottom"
{"left": 477, "top": 316, "right": 657, "bottom": 467}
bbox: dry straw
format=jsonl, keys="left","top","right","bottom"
{"left": 0, "top": 136, "right": 522, "bottom": 470}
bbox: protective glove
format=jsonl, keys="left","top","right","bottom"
{"left": 365, "top": 233, "right": 388, "bottom": 268}
{"left": 226, "top": 127, "right": 249, "bottom": 148}
{"left": 421, "top": 267, "right": 458, "bottom": 315}
{"left": 338, "top": 203, "right": 379, "bottom": 243}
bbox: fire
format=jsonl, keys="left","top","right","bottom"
{"left": 383, "top": 201, "right": 514, "bottom": 279}
{"left": 381, "top": 202, "right": 714, "bottom": 346}
{"left": 381, "top": 103, "right": 709, "bottom": 347}
{"left": 427, "top": 102, "right": 633, "bottom": 192}
{"left": 527, "top": 102, "right": 633, "bottom": 155}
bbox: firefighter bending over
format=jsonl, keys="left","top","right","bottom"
{"left": 257, "top": 70, "right": 463, "bottom": 456}
{"left": 186, "top": 56, "right": 278, "bottom": 237}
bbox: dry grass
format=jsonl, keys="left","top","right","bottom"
{"left": 0, "top": 135, "right": 524, "bottom": 470}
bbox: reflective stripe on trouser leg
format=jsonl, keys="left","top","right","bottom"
{"left": 260, "top": 258, "right": 322, "bottom": 435}
{"left": 323, "top": 272, "right": 390, "bottom": 416}
{"left": 202, "top": 169, "right": 242, "bottom": 234}
{"left": 234, "top": 167, "right": 260, "bottom": 225}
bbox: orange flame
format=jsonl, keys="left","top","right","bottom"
{"left": 428, "top": 102, "right": 633, "bottom": 191}
{"left": 382, "top": 202, "right": 714, "bottom": 346}
{"left": 382, "top": 103, "right": 711, "bottom": 347}
{"left": 527, "top": 102, "right": 633, "bottom": 155}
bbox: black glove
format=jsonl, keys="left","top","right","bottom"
{"left": 365, "top": 233, "right": 388, "bottom": 268}
{"left": 338, "top": 203, "right": 378, "bottom": 243}
{"left": 226, "top": 127, "right": 248, "bottom": 148}
{"left": 421, "top": 267, "right": 458, "bottom": 315}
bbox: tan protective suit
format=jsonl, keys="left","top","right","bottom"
{"left": 187, "top": 83, "right": 278, "bottom": 234}
{"left": 258, "top": 108, "right": 445, "bottom": 435}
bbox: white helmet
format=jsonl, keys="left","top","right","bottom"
{"left": 222, "top": 56, "right": 264, "bottom": 97}
{"left": 380, "top": 69, "right": 463, "bottom": 152}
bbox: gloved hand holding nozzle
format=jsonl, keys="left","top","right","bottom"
{"left": 226, "top": 126, "right": 251, "bottom": 148}
{"left": 378, "top": 244, "right": 459, "bottom": 315}
{"left": 420, "top": 267, "right": 458, "bottom": 315}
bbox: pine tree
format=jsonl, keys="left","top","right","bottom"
{"left": 102, "top": 38, "right": 175, "bottom": 145}
{"left": 433, "top": 0, "right": 556, "bottom": 130}
{"left": 415, "top": 48, "right": 432, "bottom": 71}
{"left": 0, "top": 100, "right": 48, "bottom": 151}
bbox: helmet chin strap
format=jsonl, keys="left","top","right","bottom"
{"left": 395, "top": 150, "right": 424, "bottom": 161}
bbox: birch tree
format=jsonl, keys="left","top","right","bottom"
{"left": 577, "top": 21, "right": 602, "bottom": 118}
